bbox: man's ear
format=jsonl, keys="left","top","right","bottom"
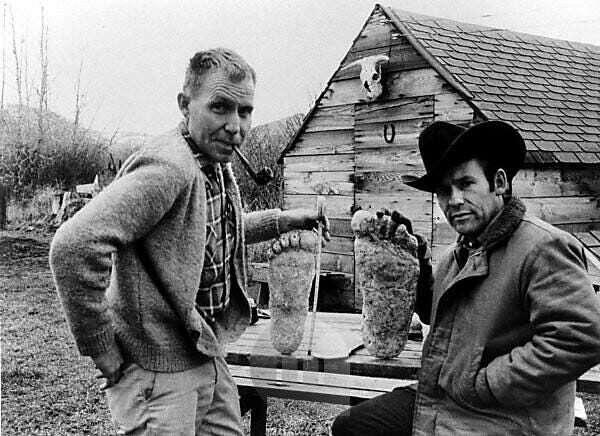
{"left": 494, "top": 168, "right": 508, "bottom": 196}
{"left": 177, "top": 93, "right": 189, "bottom": 117}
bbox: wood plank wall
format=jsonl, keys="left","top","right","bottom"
{"left": 519, "top": 168, "right": 600, "bottom": 232}
{"left": 281, "top": 7, "right": 474, "bottom": 308}
{"left": 283, "top": 7, "right": 443, "bottom": 280}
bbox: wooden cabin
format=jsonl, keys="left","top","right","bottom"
{"left": 278, "top": 5, "right": 600, "bottom": 309}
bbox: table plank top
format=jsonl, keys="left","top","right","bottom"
{"left": 226, "top": 311, "right": 600, "bottom": 392}
{"left": 225, "top": 312, "right": 423, "bottom": 379}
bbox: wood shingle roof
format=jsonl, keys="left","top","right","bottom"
{"left": 573, "top": 230, "right": 600, "bottom": 290}
{"left": 384, "top": 6, "right": 600, "bottom": 165}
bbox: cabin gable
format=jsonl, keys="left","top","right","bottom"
{"left": 279, "top": 5, "right": 600, "bottom": 308}
{"left": 282, "top": 6, "right": 479, "bottom": 307}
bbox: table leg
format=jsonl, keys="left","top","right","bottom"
{"left": 250, "top": 396, "right": 268, "bottom": 436}
{"left": 239, "top": 392, "right": 253, "bottom": 416}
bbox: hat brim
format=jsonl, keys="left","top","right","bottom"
{"left": 402, "top": 173, "right": 439, "bottom": 192}
{"left": 404, "top": 121, "right": 525, "bottom": 193}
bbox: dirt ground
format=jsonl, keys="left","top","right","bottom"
{"left": 1, "top": 229, "right": 598, "bottom": 435}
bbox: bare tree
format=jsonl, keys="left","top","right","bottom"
{"left": 1, "top": 2, "right": 6, "bottom": 111}
{"left": 23, "top": 28, "right": 30, "bottom": 109}
{"left": 0, "top": 1, "right": 8, "bottom": 224}
{"left": 2, "top": 3, "right": 111, "bottom": 201}
{"left": 37, "top": 5, "right": 49, "bottom": 139}
{"left": 9, "top": 5, "right": 22, "bottom": 109}
{"left": 72, "top": 56, "right": 86, "bottom": 143}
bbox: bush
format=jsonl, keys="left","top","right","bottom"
{"left": 7, "top": 185, "right": 59, "bottom": 225}
{"left": 233, "top": 114, "right": 302, "bottom": 212}
{"left": 0, "top": 106, "right": 109, "bottom": 200}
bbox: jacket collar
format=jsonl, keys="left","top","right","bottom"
{"left": 457, "top": 196, "right": 526, "bottom": 253}
{"left": 442, "top": 197, "right": 527, "bottom": 296}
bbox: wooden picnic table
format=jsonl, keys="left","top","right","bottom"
{"left": 226, "top": 312, "right": 420, "bottom": 435}
{"left": 226, "top": 311, "right": 422, "bottom": 379}
{"left": 225, "top": 311, "right": 600, "bottom": 435}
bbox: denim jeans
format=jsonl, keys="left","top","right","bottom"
{"left": 105, "top": 356, "right": 243, "bottom": 435}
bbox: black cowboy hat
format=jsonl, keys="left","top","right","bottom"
{"left": 403, "top": 120, "right": 526, "bottom": 193}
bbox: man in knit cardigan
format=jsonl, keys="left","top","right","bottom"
{"left": 49, "top": 48, "right": 329, "bottom": 435}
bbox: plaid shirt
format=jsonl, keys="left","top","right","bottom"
{"left": 196, "top": 160, "right": 236, "bottom": 321}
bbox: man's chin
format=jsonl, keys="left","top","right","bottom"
{"left": 453, "top": 223, "right": 485, "bottom": 238}
{"left": 452, "top": 221, "right": 474, "bottom": 236}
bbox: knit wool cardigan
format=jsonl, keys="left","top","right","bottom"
{"left": 50, "top": 129, "right": 281, "bottom": 371}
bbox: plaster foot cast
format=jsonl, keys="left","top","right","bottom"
{"left": 267, "top": 230, "right": 318, "bottom": 354}
{"left": 351, "top": 210, "right": 420, "bottom": 359}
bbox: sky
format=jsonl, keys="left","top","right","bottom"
{"left": 3, "top": 0, "right": 600, "bottom": 137}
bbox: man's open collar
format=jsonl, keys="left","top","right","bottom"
{"left": 461, "top": 197, "right": 526, "bottom": 251}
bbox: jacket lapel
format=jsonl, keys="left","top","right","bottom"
{"left": 431, "top": 197, "right": 526, "bottom": 321}
{"left": 445, "top": 249, "right": 489, "bottom": 291}
{"left": 431, "top": 249, "right": 489, "bottom": 319}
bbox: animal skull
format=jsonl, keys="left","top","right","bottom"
{"left": 341, "top": 55, "right": 389, "bottom": 100}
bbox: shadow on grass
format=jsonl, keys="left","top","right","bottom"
{"left": 2, "top": 367, "right": 45, "bottom": 384}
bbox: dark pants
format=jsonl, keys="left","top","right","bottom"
{"left": 331, "top": 387, "right": 416, "bottom": 436}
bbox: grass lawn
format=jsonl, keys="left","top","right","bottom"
{"left": 1, "top": 229, "right": 598, "bottom": 435}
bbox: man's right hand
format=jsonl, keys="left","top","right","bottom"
{"left": 389, "top": 210, "right": 430, "bottom": 262}
{"left": 387, "top": 210, "right": 433, "bottom": 324}
{"left": 93, "top": 349, "right": 125, "bottom": 390}
{"left": 278, "top": 208, "right": 331, "bottom": 242}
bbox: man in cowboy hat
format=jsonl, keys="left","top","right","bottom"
{"left": 332, "top": 120, "right": 600, "bottom": 435}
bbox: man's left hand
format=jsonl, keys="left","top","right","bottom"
{"left": 278, "top": 209, "right": 331, "bottom": 242}
{"left": 93, "top": 349, "right": 125, "bottom": 391}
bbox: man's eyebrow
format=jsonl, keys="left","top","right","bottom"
{"left": 453, "top": 174, "right": 475, "bottom": 182}
{"left": 208, "top": 93, "right": 233, "bottom": 102}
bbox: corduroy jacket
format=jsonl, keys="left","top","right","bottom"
{"left": 50, "top": 128, "right": 281, "bottom": 372}
{"left": 413, "top": 197, "right": 600, "bottom": 435}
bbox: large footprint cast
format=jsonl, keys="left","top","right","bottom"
{"left": 267, "top": 230, "right": 318, "bottom": 354}
{"left": 351, "top": 210, "right": 420, "bottom": 359}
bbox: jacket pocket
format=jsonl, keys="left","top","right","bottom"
{"left": 451, "top": 345, "right": 488, "bottom": 409}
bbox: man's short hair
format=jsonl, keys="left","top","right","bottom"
{"left": 477, "top": 158, "right": 514, "bottom": 197}
{"left": 182, "top": 48, "right": 256, "bottom": 97}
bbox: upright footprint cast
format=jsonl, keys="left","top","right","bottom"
{"left": 267, "top": 230, "right": 318, "bottom": 354}
{"left": 351, "top": 210, "right": 420, "bottom": 359}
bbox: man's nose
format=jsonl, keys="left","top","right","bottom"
{"left": 448, "top": 186, "right": 464, "bottom": 206}
{"left": 224, "top": 112, "right": 240, "bottom": 136}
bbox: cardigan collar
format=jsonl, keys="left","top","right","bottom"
{"left": 178, "top": 120, "right": 216, "bottom": 170}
